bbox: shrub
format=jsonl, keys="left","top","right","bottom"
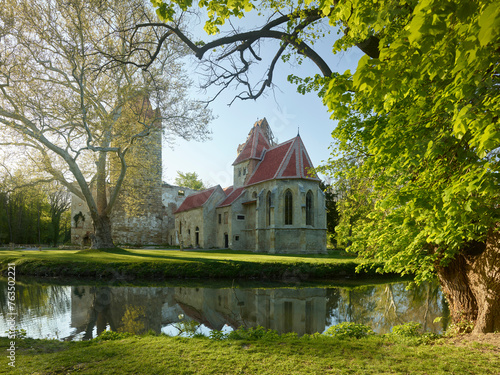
{"left": 392, "top": 322, "right": 422, "bottom": 337}
{"left": 226, "top": 326, "right": 280, "bottom": 341}
{"left": 94, "top": 330, "right": 131, "bottom": 341}
{"left": 209, "top": 330, "right": 227, "bottom": 341}
{"left": 324, "top": 322, "right": 375, "bottom": 339}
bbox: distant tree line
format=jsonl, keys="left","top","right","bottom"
{"left": 0, "top": 179, "right": 70, "bottom": 247}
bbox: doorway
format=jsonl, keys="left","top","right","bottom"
{"left": 224, "top": 233, "right": 229, "bottom": 248}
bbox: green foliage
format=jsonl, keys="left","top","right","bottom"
{"left": 445, "top": 319, "right": 475, "bottom": 335}
{"left": 320, "top": 181, "right": 340, "bottom": 245}
{"left": 324, "top": 322, "right": 375, "bottom": 339}
{"left": 209, "top": 329, "right": 227, "bottom": 340}
{"left": 94, "top": 330, "right": 132, "bottom": 341}
{"left": 174, "top": 171, "right": 206, "bottom": 190}
{"left": 209, "top": 326, "right": 300, "bottom": 341}
{"left": 392, "top": 322, "right": 422, "bottom": 337}
{"left": 152, "top": 0, "right": 500, "bottom": 296}
{"left": 316, "top": 0, "right": 500, "bottom": 284}
{"left": 0, "top": 177, "right": 71, "bottom": 246}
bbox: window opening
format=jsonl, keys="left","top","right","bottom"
{"left": 284, "top": 190, "right": 293, "bottom": 225}
{"left": 306, "top": 191, "right": 314, "bottom": 226}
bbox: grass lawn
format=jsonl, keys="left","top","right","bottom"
{"left": 0, "top": 247, "right": 358, "bottom": 264}
{"left": 0, "top": 248, "right": 383, "bottom": 281}
{"left": 1, "top": 332, "right": 499, "bottom": 374}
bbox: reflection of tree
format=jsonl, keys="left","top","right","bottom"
{"left": 82, "top": 287, "right": 117, "bottom": 340}
{"left": 325, "top": 288, "right": 340, "bottom": 326}
{"left": 0, "top": 280, "right": 69, "bottom": 321}
{"left": 330, "top": 282, "right": 445, "bottom": 334}
{"left": 384, "top": 285, "right": 398, "bottom": 319}
{"left": 67, "top": 286, "right": 117, "bottom": 341}
{"left": 119, "top": 306, "right": 147, "bottom": 335}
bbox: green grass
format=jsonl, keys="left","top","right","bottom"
{"left": 0, "top": 247, "right": 356, "bottom": 264}
{"left": 1, "top": 332, "right": 498, "bottom": 375}
{"left": 0, "top": 248, "right": 391, "bottom": 281}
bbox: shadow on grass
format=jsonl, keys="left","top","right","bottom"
{"left": 75, "top": 247, "right": 255, "bottom": 265}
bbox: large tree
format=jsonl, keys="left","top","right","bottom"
{"left": 137, "top": 0, "right": 500, "bottom": 333}
{"left": 0, "top": 0, "right": 212, "bottom": 248}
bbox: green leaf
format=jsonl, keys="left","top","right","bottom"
{"left": 478, "top": 3, "right": 500, "bottom": 46}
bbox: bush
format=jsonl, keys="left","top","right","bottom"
{"left": 209, "top": 330, "right": 227, "bottom": 341}
{"left": 226, "top": 326, "right": 280, "bottom": 341}
{"left": 392, "top": 322, "right": 422, "bottom": 337}
{"left": 94, "top": 330, "right": 131, "bottom": 341}
{"left": 324, "top": 322, "right": 375, "bottom": 339}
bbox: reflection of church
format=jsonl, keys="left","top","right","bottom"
{"left": 70, "top": 285, "right": 327, "bottom": 339}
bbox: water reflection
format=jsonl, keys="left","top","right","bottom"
{"left": 0, "top": 280, "right": 448, "bottom": 341}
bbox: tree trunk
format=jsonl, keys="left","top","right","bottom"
{"left": 91, "top": 214, "right": 115, "bottom": 249}
{"left": 437, "top": 227, "right": 500, "bottom": 333}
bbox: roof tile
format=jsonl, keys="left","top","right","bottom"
{"left": 217, "top": 187, "right": 246, "bottom": 207}
{"left": 174, "top": 187, "right": 217, "bottom": 213}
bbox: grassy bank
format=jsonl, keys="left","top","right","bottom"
{"left": 0, "top": 248, "right": 391, "bottom": 281}
{"left": 1, "top": 330, "right": 499, "bottom": 374}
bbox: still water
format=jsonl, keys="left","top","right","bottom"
{"left": 0, "top": 279, "right": 448, "bottom": 340}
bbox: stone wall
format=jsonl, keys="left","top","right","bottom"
{"left": 71, "top": 184, "right": 197, "bottom": 246}
{"left": 70, "top": 193, "right": 95, "bottom": 246}
{"left": 176, "top": 186, "right": 225, "bottom": 248}
{"left": 212, "top": 179, "right": 327, "bottom": 253}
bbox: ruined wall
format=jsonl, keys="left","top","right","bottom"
{"left": 70, "top": 192, "right": 94, "bottom": 246}
{"left": 71, "top": 184, "right": 197, "bottom": 246}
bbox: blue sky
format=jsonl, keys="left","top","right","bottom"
{"left": 162, "top": 18, "right": 363, "bottom": 188}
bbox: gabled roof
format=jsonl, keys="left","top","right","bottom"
{"left": 246, "top": 135, "right": 319, "bottom": 186}
{"left": 233, "top": 119, "right": 272, "bottom": 165}
{"left": 223, "top": 186, "right": 234, "bottom": 196}
{"left": 174, "top": 186, "right": 218, "bottom": 214}
{"left": 217, "top": 187, "right": 246, "bottom": 208}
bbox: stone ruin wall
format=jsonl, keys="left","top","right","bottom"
{"left": 71, "top": 184, "right": 197, "bottom": 247}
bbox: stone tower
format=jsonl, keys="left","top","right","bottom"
{"left": 109, "top": 96, "right": 165, "bottom": 245}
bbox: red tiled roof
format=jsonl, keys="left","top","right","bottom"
{"left": 245, "top": 140, "right": 292, "bottom": 185}
{"left": 174, "top": 187, "right": 217, "bottom": 214}
{"left": 302, "top": 150, "right": 317, "bottom": 178}
{"left": 246, "top": 136, "right": 319, "bottom": 186}
{"left": 281, "top": 150, "right": 297, "bottom": 177}
{"left": 217, "top": 187, "right": 246, "bottom": 208}
{"left": 223, "top": 186, "right": 234, "bottom": 195}
{"left": 233, "top": 122, "right": 271, "bottom": 165}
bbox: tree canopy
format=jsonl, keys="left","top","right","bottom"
{"left": 175, "top": 171, "right": 206, "bottom": 190}
{"left": 0, "top": 0, "right": 212, "bottom": 248}
{"left": 146, "top": 0, "right": 499, "bottom": 332}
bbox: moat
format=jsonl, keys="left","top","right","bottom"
{"left": 0, "top": 279, "right": 448, "bottom": 340}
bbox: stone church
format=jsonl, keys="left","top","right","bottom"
{"left": 174, "top": 119, "right": 327, "bottom": 254}
{"left": 71, "top": 118, "right": 326, "bottom": 253}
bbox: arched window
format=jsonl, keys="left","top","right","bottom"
{"left": 266, "top": 191, "right": 272, "bottom": 226}
{"left": 306, "top": 191, "right": 314, "bottom": 226}
{"left": 284, "top": 190, "right": 293, "bottom": 225}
